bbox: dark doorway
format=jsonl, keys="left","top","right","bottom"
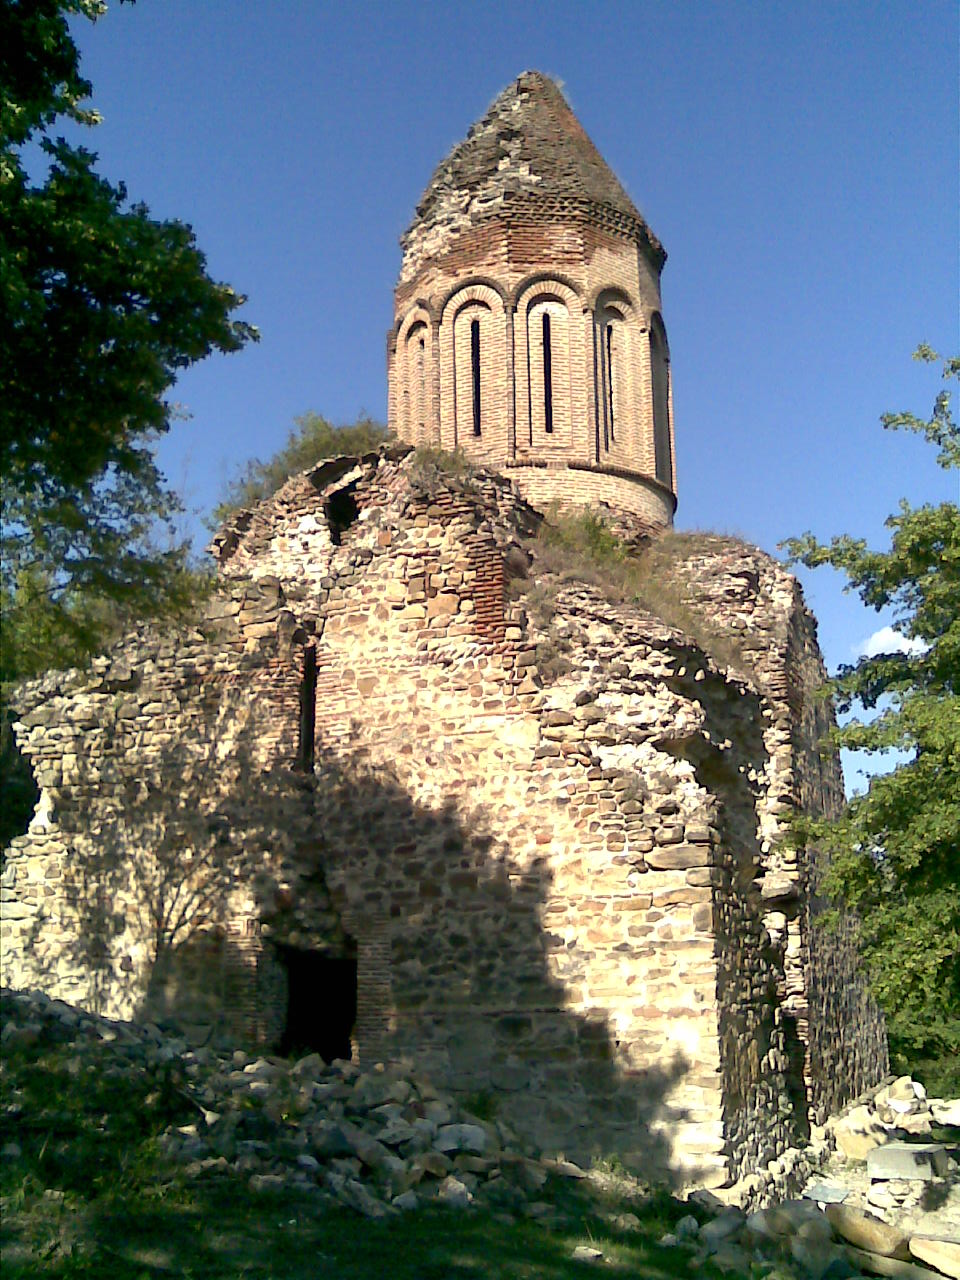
{"left": 276, "top": 946, "right": 357, "bottom": 1062}
{"left": 326, "top": 483, "right": 360, "bottom": 546}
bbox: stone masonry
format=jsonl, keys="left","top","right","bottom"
{"left": 1, "top": 448, "right": 886, "bottom": 1188}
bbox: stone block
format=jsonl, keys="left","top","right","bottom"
{"left": 845, "top": 1245, "right": 941, "bottom": 1278}
{"left": 759, "top": 872, "right": 798, "bottom": 901}
{"left": 866, "top": 1141, "right": 949, "bottom": 1181}
{"left": 654, "top": 824, "right": 684, "bottom": 845}
{"left": 931, "top": 1098, "right": 960, "bottom": 1126}
{"left": 909, "top": 1238, "right": 960, "bottom": 1278}
{"left": 434, "top": 1123, "right": 490, "bottom": 1155}
{"left": 833, "top": 1104, "right": 887, "bottom": 1159}
{"left": 645, "top": 845, "right": 712, "bottom": 870}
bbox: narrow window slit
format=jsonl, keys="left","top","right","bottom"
{"left": 417, "top": 335, "right": 426, "bottom": 436}
{"left": 542, "top": 312, "right": 553, "bottom": 434}
{"left": 606, "top": 323, "right": 615, "bottom": 441}
{"left": 298, "top": 644, "right": 317, "bottom": 769}
{"left": 471, "top": 318, "right": 481, "bottom": 436}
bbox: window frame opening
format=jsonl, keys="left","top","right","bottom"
{"left": 542, "top": 312, "right": 554, "bottom": 434}
{"left": 650, "top": 313, "right": 672, "bottom": 486}
{"left": 417, "top": 335, "right": 426, "bottom": 437}
{"left": 297, "top": 644, "right": 317, "bottom": 770}
{"left": 326, "top": 481, "right": 360, "bottom": 546}
{"left": 470, "top": 317, "right": 482, "bottom": 436}
{"left": 605, "top": 322, "right": 616, "bottom": 442}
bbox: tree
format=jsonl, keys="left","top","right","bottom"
{"left": 0, "top": 1, "right": 257, "bottom": 682}
{"left": 784, "top": 347, "right": 960, "bottom": 1093}
{"left": 212, "top": 412, "right": 388, "bottom": 526}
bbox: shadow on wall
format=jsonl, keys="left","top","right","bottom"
{"left": 14, "top": 721, "right": 701, "bottom": 1186}
{"left": 663, "top": 655, "right": 810, "bottom": 1174}
{"left": 303, "top": 748, "right": 698, "bottom": 1184}
{"left": 16, "top": 707, "right": 341, "bottom": 1043}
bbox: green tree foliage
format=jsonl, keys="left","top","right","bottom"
{"left": 784, "top": 348, "right": 960, "bottom": 1092}
{"left": 212, "top": 412, "right": 388, "bottom": 525}
{"left": 0, "top": 1, "right": 257, "bottom": 683}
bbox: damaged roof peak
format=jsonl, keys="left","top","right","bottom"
{"left": 404, "top": 69, "right": 647, "bottom": 240}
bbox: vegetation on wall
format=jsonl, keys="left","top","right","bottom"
{"left": 0, "top": 0, "right": 256, "bottom": 684}
{"left": 212, "top": 413, "right": 389, "bottom": 526}
{"left": 517, "top": 512, "right": 756, "bottom": 679}
{"left": 784, "top": 347, "right": 960, "bottom": 1094}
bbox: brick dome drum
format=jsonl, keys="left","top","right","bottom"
{"left": 388, "top": 72, "right": 677, "bottom": 533}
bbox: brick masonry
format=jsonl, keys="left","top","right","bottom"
{"left": 388, "top": 72, "right": 677, "bottom": 525}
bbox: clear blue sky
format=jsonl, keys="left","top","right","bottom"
{"left": 68, "top": 0, "right": 957, "bottom": 781}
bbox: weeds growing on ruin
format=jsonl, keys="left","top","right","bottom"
{"left": 516, "top": 512, "right": 758, "bottom": 681}
{"left": 408, "top": 446, "right": 479, "bottom": 496}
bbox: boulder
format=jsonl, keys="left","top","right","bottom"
{"left": 434, "top": 1123, "right": 491, "bottom": 1155}
{"left": 790, "top": 1235, "right": 849, "bottom": 1280}
{"left": 896, "top": 1112, "right": 933, "bottom": 1137}
{"left": 931, "top": 1099, "right": 960, "bottom": 1127}
{"left": 711, "top": 1243, "right": 756, "bottom": 1274}
{"left": 408, "top": 1150, "right": 451, "bottom": 1181}
{"left": 825, "top": 1204, "right": 911, "bottom": 1260}
{"left": 834, "top": 1105, "right": 888, "bottom": 1159}
{"left": 437, "top": 1175, "right": 473, "bottom": 1206}
{"left": 337, "top": 1177, "right": 393, "bottom": 1219}
{"left": 699, "top": 1208, "right": 746, "bottom": 1248}
{"left": 909, "top": 1238, "right": 960, "bottom": 1279}
{"left": 764, "top": 1199, "right": 830, "bottom": 1236}
{"left": 845, "top": 1245, "right": 943, "bottom": 1278}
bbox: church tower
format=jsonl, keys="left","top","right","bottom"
{"left": 388, "top": 71, "right": 677, "bottom": 533}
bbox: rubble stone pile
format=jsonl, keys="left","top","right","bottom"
{"left": 3, "top": 989, "right": 958, "bottom": 1277}
{"left": 654, "top": 1078, "right": 960, "bottom": 1278}
{"left": 0, "top": 988, "right": 577, "bottom": 1223}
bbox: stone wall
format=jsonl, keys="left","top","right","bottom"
{"left": 0, "top": 448, "right": 886, "bottom": 1187}
{"left": 0, "top": 578, "right": 345, "bottom": 1043}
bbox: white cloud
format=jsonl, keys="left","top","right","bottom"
{"left": 856, "top": 625, "right": 927, "bottom": 659}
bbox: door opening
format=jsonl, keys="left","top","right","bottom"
{"left": 276, "top": 945, "right": 357, "bottom": 1062}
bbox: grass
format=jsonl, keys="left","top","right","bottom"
{"left": 0, "top": 1033, "right": 726, "bottom": 1279}
{"left": 408, "top": 446, "right": 479, "bottom": 496}
{"left": 515, "top": 513, "right": 759, "bottom": 681}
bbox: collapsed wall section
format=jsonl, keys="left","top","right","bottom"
{"left": 0, "top": 578, "right": 345, "bottom": 1045}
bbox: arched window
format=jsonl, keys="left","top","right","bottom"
{"left": 598, "top": 305, "right": 627, "bottom": 452}
{"left": 403, "top": 320, "right": 428, "bottom": 442}
{"left": 416, "top": 334, "right": 426, "bottom": 437}
{"left": 605, "top": 323, "right": 616, "bottom": 441}
{"left": 471, "top": 318, "right": 481, "bottom": 436}
{"left": 542, "top": 313, "right": 553, "bottom": 434}
{"left": 650, "top": 314, "right": 672, "bottom": 486}
{"left": 524, "top": 295, "right": 570, "bottom": 442}
{"left": 449, "top": 298, "right": 497, "bottom": 446}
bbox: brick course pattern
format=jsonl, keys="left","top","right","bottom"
{"left": 1, "top": 448, "right": 887, "bottom": 1194}
{"left": 388, "top": 72, "right": 678, "bottom": 526}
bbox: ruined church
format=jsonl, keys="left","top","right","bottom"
{"left": 1, "top": 72, "right": 886, "bottom": 1191}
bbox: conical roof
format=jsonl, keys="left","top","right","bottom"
{"left": 402, "top": 72, "right": 661, "bottom": 264}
